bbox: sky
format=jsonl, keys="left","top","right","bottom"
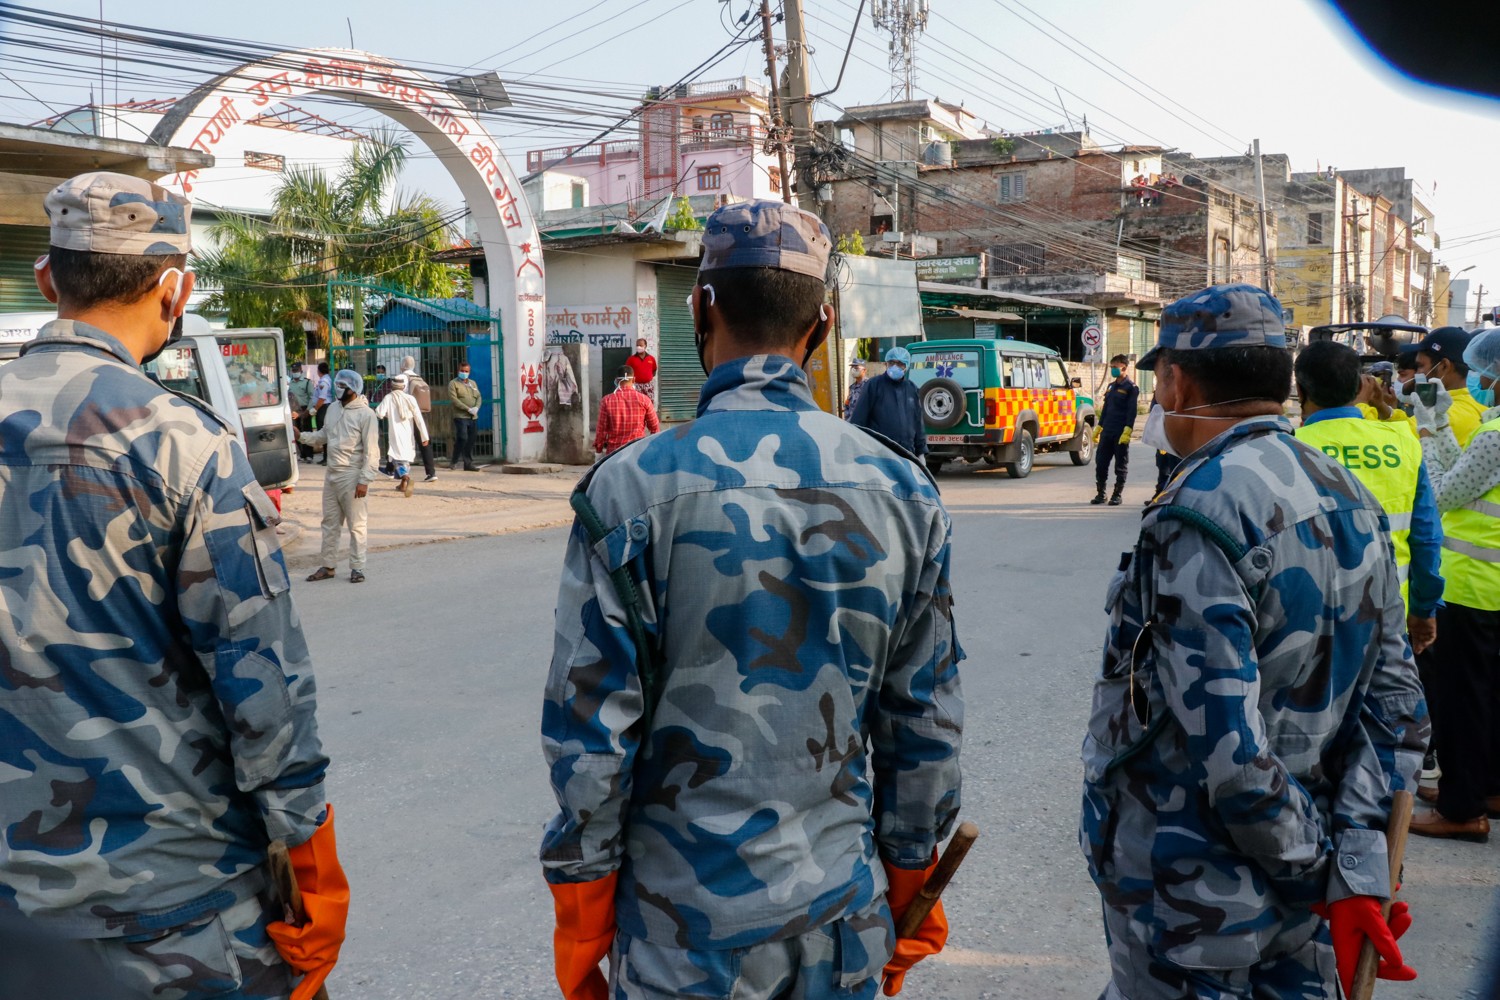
{"left": 5, "top": 0, "right": 1500, "bottom": 317}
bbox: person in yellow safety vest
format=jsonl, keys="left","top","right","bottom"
{"left": 1406, "top": 327, "right": 1500, "bottom": 842}
{"left": 1409, "top": 327, "right": 1488, "bottom": 447}
{"left": 1295, "top": 342, "right": 1444, "bottom": 654}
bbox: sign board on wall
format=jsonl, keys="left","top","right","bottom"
{"left": 839, "top": 256, "right": 922, "bottom": 342}
{"left": 546, "top": 304, "right": 637, "bottom": 347}
{"left": 914, "top": 255, "right": 983, "bottom": 282}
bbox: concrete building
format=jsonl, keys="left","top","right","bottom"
{"left": 822, "top": 129, "right": 1271, "bottom": 372}
{"left": 830, "top": 98, "right": 990, "bottom": 165}
{"left": 523, "top": 76, "right": 784, "bottom": 218}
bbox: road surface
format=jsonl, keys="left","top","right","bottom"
{"left": 293, "top": 452, "right": 1499, "bottom": 999}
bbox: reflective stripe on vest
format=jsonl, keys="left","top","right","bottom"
{"left": 1438, "top": 417, "right": 1500, "bottom": 611}
{"left": 1296, "top": 417, "right": 1422, "bottom": 607}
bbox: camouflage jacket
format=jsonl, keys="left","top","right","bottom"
{"left": 540, "top": 355, "right": 964, "bottom": 950}
{"left": 1079, "top": 415, "right": 1428, "bottom": 971}
{"left": 0, "top": 321, "right": 328, "bottom": 938}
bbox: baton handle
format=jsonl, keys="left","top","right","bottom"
{"left": 267, "top": 840, "right": 332, "bottom": 1000}
{"left": 895, "top": 821, "right": 980, "bottom": 939}
{"left": 1348, "top": 789, "right": 1415, "bottom": 1000}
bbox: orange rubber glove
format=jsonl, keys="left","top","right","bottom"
{"left": 881, "top": 857, "right": 948, "bottom": 996}
{"left": 1320, "top": 896, "right": 1416, "bottom": 996}
{"left": 266, "top": 805, "right": 350, "bottom": 1000}
{"left": 548, "top": 872, "right": 618, "bottom": 1000}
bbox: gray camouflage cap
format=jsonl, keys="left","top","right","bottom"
{"left": 44, "top": 171, "right": 192, "bottom": 255}
{"left": 700, "top": 200, "right": 832, "bottom": 281}
{"left": 1138, "top": 283, "right": 1287, "bottom": 371}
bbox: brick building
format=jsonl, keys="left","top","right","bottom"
{"left": 822, "top": 127, "right": 1274, "bottom": 371}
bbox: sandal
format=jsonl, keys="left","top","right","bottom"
{"left": 349, "top": 570, "right": 366, "bottom": 584}
{"left": 306, "top": 566, "right": 336, "bottom": 582}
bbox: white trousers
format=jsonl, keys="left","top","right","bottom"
{"left": 319, "top": 467, "right": 368, "bottom": 571}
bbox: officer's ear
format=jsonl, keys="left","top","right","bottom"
{"left": 804, "top": 303, "right": 834, "bottom": 357}
{"left": 33, "top": 255, "right": 58, "bottom": 304}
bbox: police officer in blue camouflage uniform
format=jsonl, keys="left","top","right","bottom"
{"left": 0, "top": 172, "right": 348, "bottom": 1000}
{"left": 1079, "top": 284, "right": 1429, "bottom": 999}
{"left": 540, "top": 200, "right": 963, "bottom": 1000}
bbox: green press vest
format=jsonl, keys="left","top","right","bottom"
{"left": 1296, "top": 416, "right": 1422, "bottom": 603}
{"left": 1439, "top": 415, "right": 1500, "bottom": 611}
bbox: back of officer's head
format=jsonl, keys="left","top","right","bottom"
{"left": 1146, "top": 284, "right": 1293, "bottom": 406}
{"left": 40, "top": 172, "right": 190, "bottom": 311}
{"left": 1293, "top": 341, "right": 1361, "bottom": 409}
{"left": 695, "top": 200, "right": 833, "bottom": 354}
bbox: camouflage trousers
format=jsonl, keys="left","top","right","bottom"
{"left": 82, "top": 890, "right": 294, "bottom": 1000}
{"left": 1098, "top": 904, "right": 1338, "bottom": 1000}
{"left": 610, "top": 902, "right": 891, "bottom": 999}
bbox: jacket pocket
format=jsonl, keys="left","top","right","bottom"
{"left": 100, "top": 910, "right": 244, "bottom": 999}
{"left": 242, "top": 483, "right": 289, "bottom": 599}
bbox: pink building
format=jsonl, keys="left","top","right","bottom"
{"left": 525, "top": 77, "right": 784, "bottom": 214}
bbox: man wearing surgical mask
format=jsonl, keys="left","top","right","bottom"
{"left": 1082, "top": 283, "right": 1426, "bottom": 1000}
{"left": 2, "top": 172, "right": 346, "bottom": 998}
{"left": 300, "top": 369, "right": 380, "bottom": 583}
{"left": 848, "top": 345, "right": 927, "bottom": 458}
{"left": 1410, "top": 327, "right": 1485, "bottom": 447}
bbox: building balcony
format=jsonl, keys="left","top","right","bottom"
{"left": 680, "top": 124, "right": 764, "bottom": 152}
{"left": 526, "top": 140, "right": 639, "bottom": 173}
{"left": 987, "top": 271, "right": 1163, "bottom": 306}
{"left": 648, "top": 76, "right": 767, "bottom": 101}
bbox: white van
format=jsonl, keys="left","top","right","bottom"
{"left": 0, "top": 312, "right": 297, "bottom": 491}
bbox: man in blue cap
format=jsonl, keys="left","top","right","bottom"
{"left": 1079, "top": 283, "right": 1428, "bottom": 999}
{"left": 540, "top": 199, "right": 961, "bottom": 999}
{"left": 848, "top": 344, "right": 928, "bottom": 458}
{"left": 1410, "top": 327, "right": 1485, "bottom": 446}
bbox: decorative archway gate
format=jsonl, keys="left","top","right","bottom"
{"left": 149, "top": 48, "right": 547, "bottom": 462}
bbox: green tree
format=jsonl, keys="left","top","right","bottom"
{"left": 836, "top": 231, "right": 866, "bottom": 256}
{"left": 195, "top": 130, "right": 462, "bottom": 357}
{"left": 991, "top": 136, "right": 1016, "bottom": 157}
{"left": 665, "top": 197, "right": 702, "bottom": 232}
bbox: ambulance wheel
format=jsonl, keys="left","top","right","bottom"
{"left": 1071, "top": 424, "right": 1093, "bottom": 465}
{"left": 919, "top": 378, "right": 966, "bottom": 430}
{"left": 1006, "top": 429, "right": 1035, "bottom": 479}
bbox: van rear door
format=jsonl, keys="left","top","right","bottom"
{"left": 217, "top": 329, "right": 297, "bottom": 490}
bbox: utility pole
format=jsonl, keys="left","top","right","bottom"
{"left": 758, "top": 0, "right": 793, "bottom": 205}
{"left": 781, "top": 0, "right": 817, "bottom": 212}
{"left": 1347, "top": 197, "right": 1366, "bottom": 322}
{"left": 1251, "top": 139, "right": 1272, "bottom": 292}
{"left": 1476, "top": 284, "right": 1487, "bottom": 325}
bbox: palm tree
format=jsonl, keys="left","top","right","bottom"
{"left": 196, "top": 130, "right": 462, "bottom": 356}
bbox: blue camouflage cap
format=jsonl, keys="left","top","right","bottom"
{"left": 699, "top": 199, "right": 832, "bottom": 281}
{"left": 44, "top": 171, "right": 192, "bottom": 255}
{"left": 1137, "top": 283, "right": 1287, "bottom": 371}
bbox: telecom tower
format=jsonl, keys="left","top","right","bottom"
{"left": 871, "top": 0, "right": 930, "bottom": 100}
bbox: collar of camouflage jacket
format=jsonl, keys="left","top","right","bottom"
{"left": 696, "top": 354, "right": 818, "bottom": 418}
{"left": 25, "top": 318, "right": 138, "bottom": 367}
{"left": 1175, "top": 412, "right": 1293, "bottom": 472}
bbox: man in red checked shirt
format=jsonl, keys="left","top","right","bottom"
{"left": 624, "top": 337, "right": 657, "bottom": 398}
{"left": 593, "top": 366, "right": 660, "bottom": 456}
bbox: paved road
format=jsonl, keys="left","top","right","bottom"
{"left": 295, "top": 450, "right": 1499, "bottom": 999}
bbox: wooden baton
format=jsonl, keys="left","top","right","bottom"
{"left": 895, "top": 821, "right": 980, "bottom": 939}
{"left": 267, "top": 840, "right": 332, "bottom": 1000}
{"left": 1348, "top": 789, "right": 1415, "bottom": 1000}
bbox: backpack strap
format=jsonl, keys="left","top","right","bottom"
{"left": 568, "top": 485, "right": 663, "bottom": 732}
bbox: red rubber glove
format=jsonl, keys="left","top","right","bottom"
{"left": 1321, "top": 896, "right": 1417, "bottom": 996}
{"left": 881, "top": 858, "right": 949, "bottom": 996}
{"left": 266, "top": 805, "right": 350, "bottom": 1000}
{"left": 548, "top": 872, "right": 618, "bottom": 1000}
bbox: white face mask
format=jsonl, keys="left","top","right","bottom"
{"left": 1142, "top": 396, "right": 1270, "bottom": 458}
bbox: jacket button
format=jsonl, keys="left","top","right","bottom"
{"left": 1341, "top": 855, "right": 1358, "bottom": 870}
{"left": 629, "top": 521, "right": 648, "bottom": 541}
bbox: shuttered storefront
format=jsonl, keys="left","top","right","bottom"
{"left": 655, "top": 262, "right": 702, "bottom": 423}
{"left": 0, "top": 226, "right": 53, "bottom": 314}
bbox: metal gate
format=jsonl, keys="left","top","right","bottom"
{"left": 326, "top": 280, "right": 507, "bottom": 460}
{"left": 655, "top": 263, "right": 701, "bottom": 423}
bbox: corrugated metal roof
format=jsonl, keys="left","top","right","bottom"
{"left": 918, "top": 280, "right": 1094, "bottom": 313}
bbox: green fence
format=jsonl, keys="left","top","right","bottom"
{"left": 326, "top": 280, "right": 506, "bottom": 460}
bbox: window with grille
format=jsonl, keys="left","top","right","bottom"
{"left": 989, "top": 242, "right": 1045, "bottom": 275}
{"left": 696, "top": 165, "right": 721, "bottom": 191}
